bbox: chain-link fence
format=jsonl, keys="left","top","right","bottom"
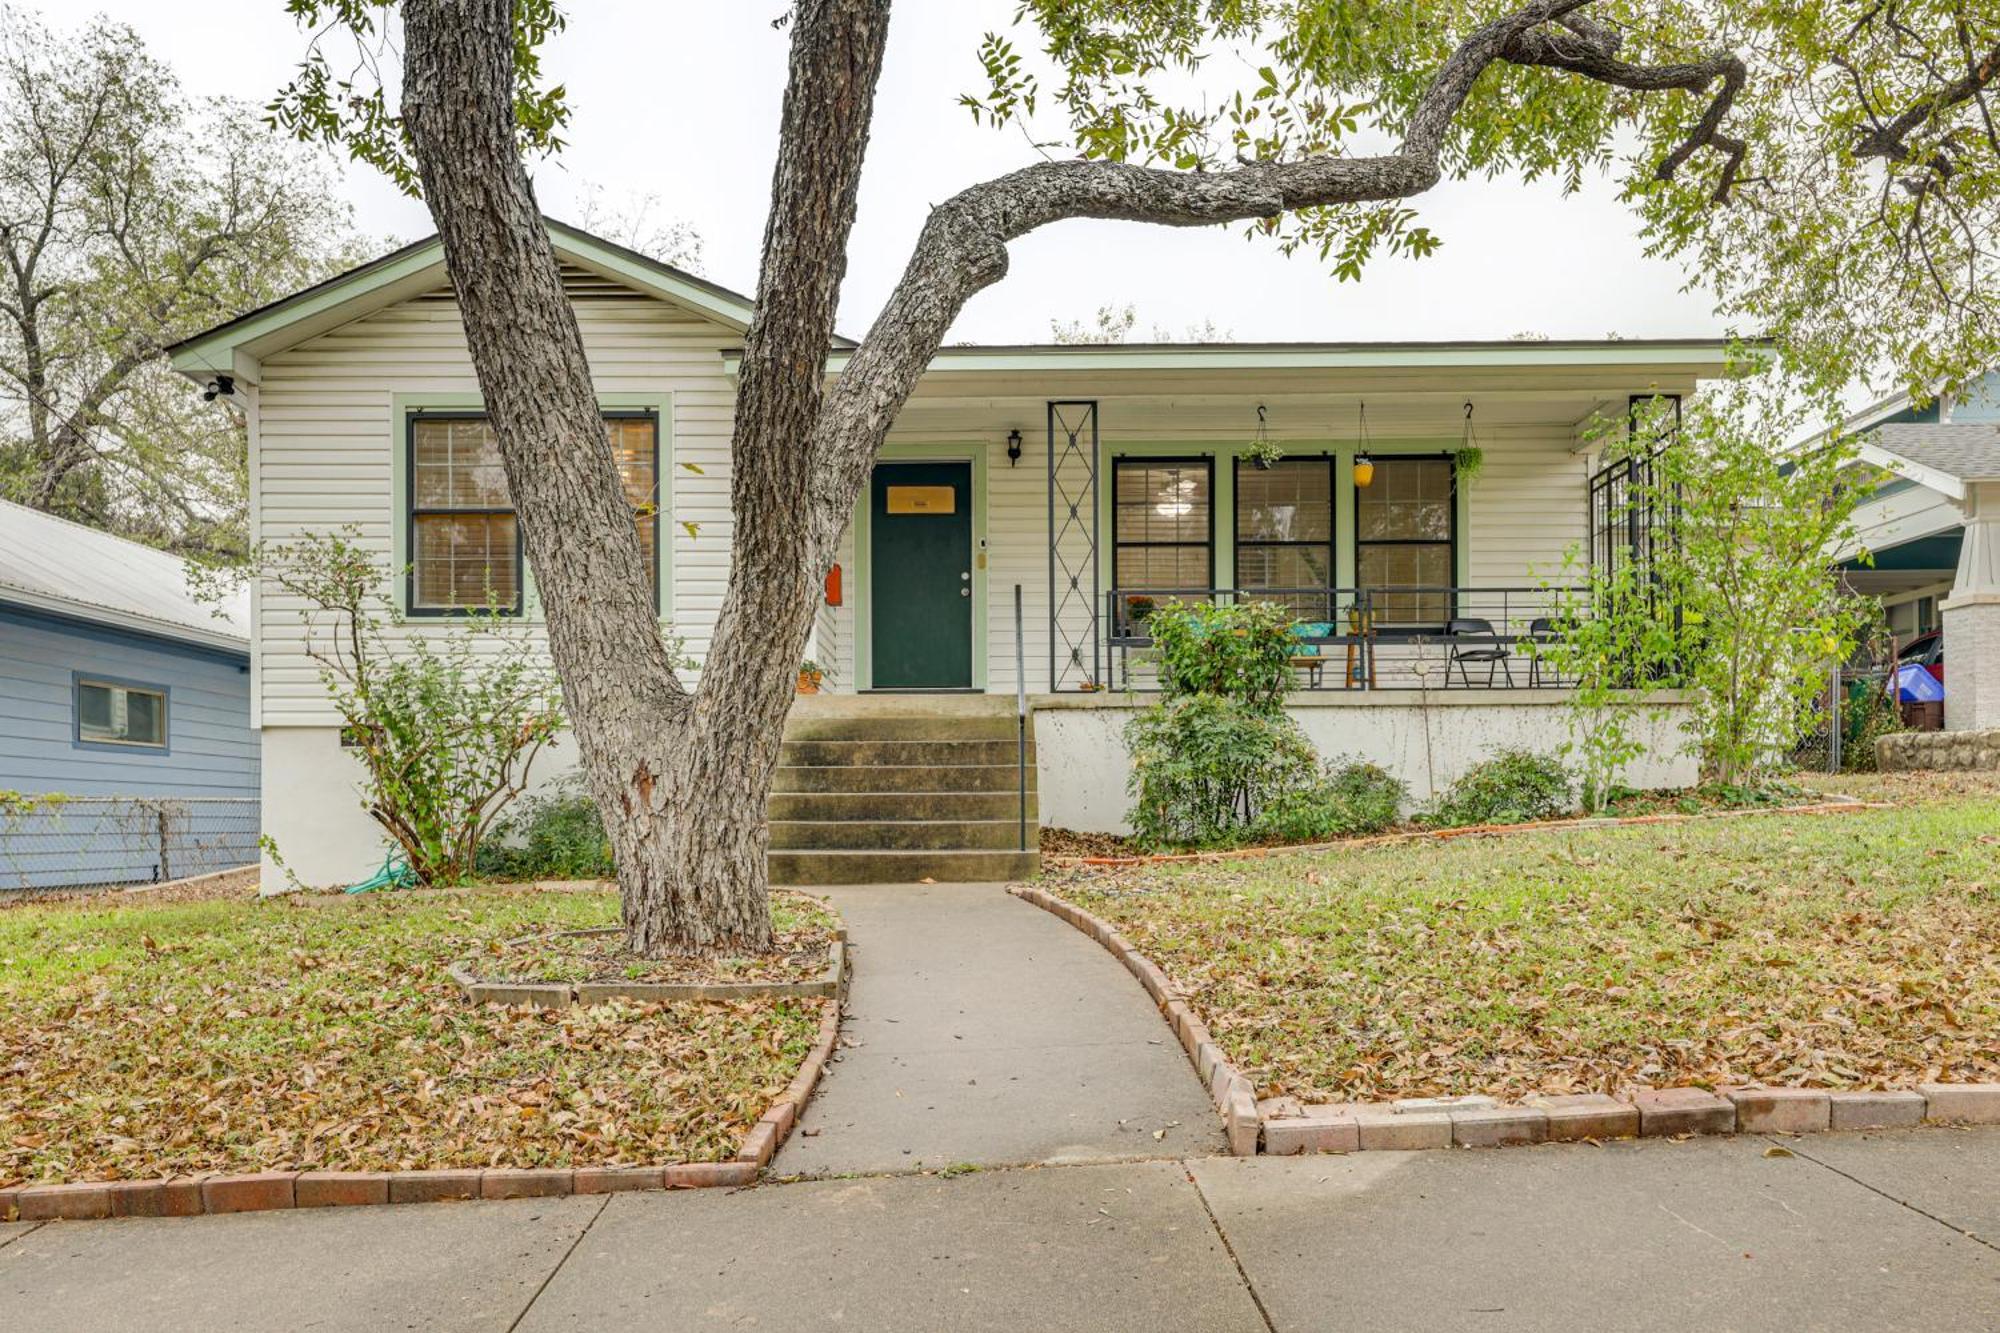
{"left": 1792, "top": 665, "right": 1912, "bottom": 774}
{"left": 0, "top": 796, "right": 259, "bottom": 894}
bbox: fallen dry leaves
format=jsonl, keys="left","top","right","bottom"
{"left": 0, "top": 887, "right": 822, "bottom": 1186}
{"left": 488, "top": 890, "right": 839, "bottom": 985}
{"left": 1064, "top": 794, "right": 2000, "bottom": 1104}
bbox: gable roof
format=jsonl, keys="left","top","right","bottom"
{"left": 167, "top": 217, "right": 830, "bottom": 383}
{"left": 0, "top": 500, "right": 249, "bottom": 654}
{"left": 1858, "top": 422, "right": 2000, "bottom": 501}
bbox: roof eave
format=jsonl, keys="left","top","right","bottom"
{"left": 0, "top": 587, "right": 249, "bottom": 655}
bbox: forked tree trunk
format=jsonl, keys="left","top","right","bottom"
{"left": 401, "top": 0, "right": 888, "bottom": 955}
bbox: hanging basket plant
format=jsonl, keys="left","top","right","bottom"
{"left": 1455, "top": 401, "right": 1485, "bottom": 489}
{"left": 1246, "top": 403, "right": 1283, "bottom": 469}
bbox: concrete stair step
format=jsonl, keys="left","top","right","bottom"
{"left": 767, "top": 790, "right": 1038, "bottom": 822}
{"left": 768, "top": 848, "right": 1042, "bottom": 886}
{"left": 783, "top": 715, "right": 1026, "bottom": 742}
{"left": 779, "top": 738, "right": 1034, "bottom": 767}
{"left": 771, "top": 763, "right": 1034, "bottom": 794}
{"left": 768, "top": 818, "right": 1033, "bottom": 851}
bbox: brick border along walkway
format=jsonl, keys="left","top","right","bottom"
{"left": 1010, "top": 885, "right": 2000, "bottom": 1157}
{"left": 0, "top": 998, "right": 844, "bottom": 1224}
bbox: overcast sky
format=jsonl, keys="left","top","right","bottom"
{"left": 38, "top": 1, "right": 1728, "bottom": 346}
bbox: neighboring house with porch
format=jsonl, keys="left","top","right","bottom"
{"left": 0, "top": 500, "right": 258, "bottom": 890}
{"left": 1834, "top": 369, "right": 2000, "bottom": 733}
{"left": 170, "top": 219, "right": 1721, "bottom": 890}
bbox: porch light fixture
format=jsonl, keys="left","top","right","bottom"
{"left": 1006, "top": 428, "right": 1023, "bottom": 466}
{"left": 1352, "top": 401, "right": 1375, "bottom": 488}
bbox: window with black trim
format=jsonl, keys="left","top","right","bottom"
{"left": 1113, "top": 458, "right": 1213, "bottom": 621}
{"left": 1235, "top": 456, "right": 1334, "bottom": 620}
{"left": 407, "top": 411, "right": 660, "bottom": 614}
{"left": 76, "top": 678, "right": 167, "bottom": 748}
{"left": 1355, "top": 455, "right": 1455, "bottom": 627}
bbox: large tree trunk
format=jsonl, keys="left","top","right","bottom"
{"left": 401, "top": 0, "right": 888, "bottom": 956}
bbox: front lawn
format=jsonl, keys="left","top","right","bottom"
{"left": 1059, "top": 792, "right": 2000, "bottom": 1103}
{"left": 0, "top": 886, "right": 823, "bottom": 1186}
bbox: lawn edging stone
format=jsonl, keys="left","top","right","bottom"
{"left": 0, "top": 988, "right": 847, "bottom": 1223}
{"left": 1006, "top": 881, "right": 2000, "bottom": 1162}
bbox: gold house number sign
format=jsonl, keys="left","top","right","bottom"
{"left": 885, "top": 485, "right": 956, "bottom": 515}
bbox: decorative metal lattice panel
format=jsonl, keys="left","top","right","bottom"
{"left": 1047, "top": 401, "right": 1101, "bottom": 690}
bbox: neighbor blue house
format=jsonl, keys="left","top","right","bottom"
{"left": 0, "top": 500, "right": 259, "bottom": 890}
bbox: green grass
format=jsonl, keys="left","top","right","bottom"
{"left": 0, "top": 886, "right": 824, "bottom": 1186}
{"left": 1062, "top": 795, "right": 2000, "bottom": 1103}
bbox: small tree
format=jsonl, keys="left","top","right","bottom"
{"left": 202, "top": 530, "right": 565, "bottom": 885}
{"left": 1543, "top": 384, "right": 1877, "bottom": 795}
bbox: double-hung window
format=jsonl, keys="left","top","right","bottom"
{"left": 407, "top": 411, "right": 660, "bottom": 614}
{"left": 1355, "top": 455, "right": 1456, "bottom": 628}
{"left": 1113, "top": 457, "right": 1213, "bottom": 628}
{"left": 1235, "top": 456, "right": 1335, "bottom": 621}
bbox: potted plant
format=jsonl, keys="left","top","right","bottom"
{"left": 797, "top": 659, "right": 825, "bottom": 694}
{"left": 1126, "top": 594, "right": 1157, "bottom": 626}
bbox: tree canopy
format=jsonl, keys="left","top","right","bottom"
{"left": 0, "top": 11, "right": 364, "bottom": 556}
{"left": 281, "top": 1, "right": 1999, "bottom": 401}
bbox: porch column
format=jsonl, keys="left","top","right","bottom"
{"left": 1942, "top": 479, "right": 2000, "bottom": 731}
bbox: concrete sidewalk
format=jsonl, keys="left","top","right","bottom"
{"left": 4, "top": 1128, "right": 1996, "bottom": 1330}
{"left": 771, "top": 880, "right": 1223, "bottom": 1176}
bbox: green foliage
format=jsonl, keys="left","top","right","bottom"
{"left": 960, "top": 2, "right": 2000, "bottom": 402}
{"left": 1842, "top": 680, "right": 1907, "bottom": 774}
{"left": 1421, "top": 748, "right": 1575, "bottom": 828}
{"left": 476, "top": 781, "right": 613, "bottom": 882}
{"left": 269, "top": 0, "right": 571, "bottom": 197}
{"left": 1249, "top": 759, "right": 1408, "bottom": 843}
{"left": 213, "top": 528, "right": 566, "bottom": 886}
{"left": 0, "top": 11, "right": 363, "bottom": 557}
{"left": 1143, "top": 600, "right": 1298, "bottom": 710}
{"left": 1124, "top": 694, "right": 1319, "bottom": 849}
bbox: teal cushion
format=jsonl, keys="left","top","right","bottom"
{"left": 1291, "top": 621, "right": 1335, "bottom": 657}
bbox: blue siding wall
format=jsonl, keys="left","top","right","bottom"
{"left": 0, "top": 604, "right": 258, "bottom": 887}
{"left": 1951, "top": 369, "right": 2000, "bottom": 422}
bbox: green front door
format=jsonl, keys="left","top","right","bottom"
{"left": 870, "top": 461, "right": 973, "bottom": 689}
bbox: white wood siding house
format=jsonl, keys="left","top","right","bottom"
{"left": 173, "top": 220, "right": 1722, "bottom": 888}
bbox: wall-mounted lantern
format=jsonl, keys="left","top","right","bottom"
{"left": 1006, "top": 428, "right": 1023, "bottom": 467}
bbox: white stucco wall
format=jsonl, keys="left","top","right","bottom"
{"left": 1032, "top": 690, "right": 1698, "bottom": 835}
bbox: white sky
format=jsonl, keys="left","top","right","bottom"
{"left": 35, "top": 1, "right": 1728, "bottom": 345}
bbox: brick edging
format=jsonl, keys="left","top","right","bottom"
{"left": 1005, "top": 886, "right": 2000, "bottom": 1159}
{"left": 0, "top": 979, "right": 846, "bottom": 1224}
{"left": 1008, "top": 884, "right": 1260, "bottom": 1155}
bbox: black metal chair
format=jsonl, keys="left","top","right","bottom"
{"left": 1524, "top": 616, "right": 1558, "bottom": 687}
{"left": 1446, "top": 616, "right": 1513, "bottom": 688}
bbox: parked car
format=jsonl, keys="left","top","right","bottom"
{"left": 1898, "top": 629, "right": 1944, "bottom": 682}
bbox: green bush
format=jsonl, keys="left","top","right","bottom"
{"left": 1144, "top": 600, "right": 1297, "bottom": 709}
{"left": 1248, "top": 760, "right": 1408, "bottom": 843}
{"left": 1125, "top": 694, "right": 1318, "bottom": 849}
{"left": 476, "top": 783, "right": 614, "bottom": 881}
{"left": 1422, "top": 749, "right": 1574, "bottom": 828}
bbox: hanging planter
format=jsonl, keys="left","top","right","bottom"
{"left": 1245, "top": 404, "right": 1283, "bottom": 470}
{"left": 1353, "top": 400, "right": 1375, "bottom": 488}
{"left": 1455, "top": 401, "right": 1485, "bottom": 489}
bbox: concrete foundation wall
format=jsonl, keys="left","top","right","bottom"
{"left": 1033, "top": 691, "right": 1698, "bottom": 835}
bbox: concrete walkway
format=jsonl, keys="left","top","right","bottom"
{"left": 5, "top": 1129, "right": 1996, "bottom": 1329}
{"left": 773, "top": 880, "right": 1224, "bottom": 1176}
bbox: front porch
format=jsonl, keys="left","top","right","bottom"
{"left": 802, "top": 341, "right": 1726, "bottom": 698}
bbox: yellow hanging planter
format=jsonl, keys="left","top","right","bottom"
{"left": 1353, "top": 455, "right": 1375, "bottom": 488}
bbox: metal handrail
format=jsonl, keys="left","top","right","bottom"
{"left": 1013, "top": 583, "right": 1028, "bottom": 852}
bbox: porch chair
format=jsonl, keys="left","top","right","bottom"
{"left": 1446, "top": 617, "right": 1514, "bottom": 688}
{"left": 1524, "top": 616, "right": 1558, "bottom": 687}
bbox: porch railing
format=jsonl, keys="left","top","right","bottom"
{"left": 1104, "top": 586, "right": 1580, "bottom": 691}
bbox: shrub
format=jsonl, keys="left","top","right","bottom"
{"left": 1143, "top": 600, "right": 1297, "bottom": 710}
{"left": 1125, "top": 694, "right": 1318, "bottom": 849}
{"left": 1423, "top": 749, "right": 1574, "bottom": 828}
{"left": 476, "top": 781, "right": 614, "bottom": 880}
{"left": 1248, "top": 760, "right": 1408, "bottom": 843}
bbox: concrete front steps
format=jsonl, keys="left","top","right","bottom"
{"left": 768, "top": 695, "right": 1040, "bottom": 885}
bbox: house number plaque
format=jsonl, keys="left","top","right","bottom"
{"left": 885, "top": 485, "right": 956, "bottom": 515}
